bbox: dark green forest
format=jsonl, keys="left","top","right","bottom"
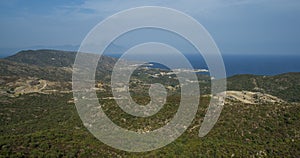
{"left": 1, "top": 93, "right": 299, "bottom": 157}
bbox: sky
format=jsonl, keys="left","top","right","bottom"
{"left": 0, "top": 0, "right": 300, "bottom": 56}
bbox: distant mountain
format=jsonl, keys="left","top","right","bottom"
{"left": 6, "top": 50, "right": 76, "bottom": 67}
{"left": 6, "top": 49, "right": 116, "bottom": 69}
{"left": 0, "top": 45, "right": 80, "bottom": 58}
{"left": 2, "top": 49, "right": 117, "bottom": 81}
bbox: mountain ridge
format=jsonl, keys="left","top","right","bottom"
{"left": 2, "top": 49, "right": 117, "bottom": 82}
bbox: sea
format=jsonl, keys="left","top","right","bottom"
{"left": 220, "top": 54, "right": 300, "bottom": 77}
{"left": 108, "top": 54, "right": 300, "bottom": 77}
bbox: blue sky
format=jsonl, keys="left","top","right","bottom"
{"left": 0, "top": 0, "right": 300, "bottom": 56}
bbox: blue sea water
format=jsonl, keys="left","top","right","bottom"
{"left": 108, "top": 54, "right": 300, "bottom": 77}
{"left": 185, "top": 54, "right": 300, "bottom": 77}
{"left": 220, "top": 54, "right": 300, "bottom": 77}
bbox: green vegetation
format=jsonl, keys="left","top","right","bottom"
{"left": 0, "top": 93, "right": 299, "bottom": 157}
{"left": 0, "top": 50, "right": 300, "bottom": 157}
{"left": 228, "top": 72, "right": 300, "bottom": 102}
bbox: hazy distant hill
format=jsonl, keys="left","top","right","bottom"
{"left": 6, "top": 49, "right": 117, "bottom": 69}
{"left": 2, "top": 49, "right": 117, "bottom": 81}
{"left": 6, "top": 50, "right": 76, "bottom": 67}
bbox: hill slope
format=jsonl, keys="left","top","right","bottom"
{"left": 1, "top": 49, "right": 117, "bottom": 82}
{"left": 6, "top": 49, "right": 76, "bottom": 67}
{"left": 0, "top": 59, "right": 72, "bottom": 81}
{"left": 228, "top": 73, "right": 300, "bottom": 102}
